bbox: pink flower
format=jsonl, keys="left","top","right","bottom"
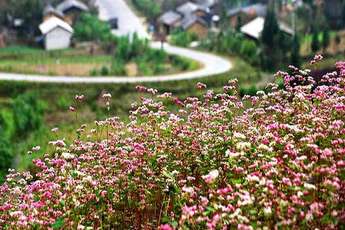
{"left": 202, "top": 169, "right": 219, "bottom": 184}
{"left": 160, "top": 224, "right": 173, "bottom": 230}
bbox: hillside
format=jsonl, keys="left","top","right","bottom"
{"left": 0, "top": 58, "right": 344, "bottom": 229}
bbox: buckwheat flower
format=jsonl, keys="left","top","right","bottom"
{"left": 236, "top": 142, "right": 251, "bottom": 151}
{"left": 246, "top": 174, "right": 260, "bottom": 183}
{"left": 263, "top": 207, "right": 272, "bottom": 216}
{"left": 196, "top": 82, "right": 207, "bottom": 89}
{"left": 69, "top": 106, "right": 76, "bottom": 112}
{"left": 304, "top": 182, "right": 316, "bottom": 190}
{"left": 102, "top": 93, "right": 112, "bottom": 99}
{"left": 61, "top": 152, "right": 75, "bottom": 160}
{"left": 258, "top": 144, "right": 272, "bottom": 152}
{"left": 51, "top": 127, "right": 59, "bottom": 132}
{"left": 310, "top": 54, "right": 323, "bottom": 64}
{"left": 75, "top": 94, "right": 85, "bottom": 101}
{"left": 233, "top": 132, "right": 246, "bottom": 140}
{"left": 182, "top": 186, "right": 194, "bottom": 195}
{"left": 202, "top": 169, "right": 219, "bottom": 184}
{"left": 49, "top": 139, "right": 66, "bottom": 147}
{"left": 225, "top": 149, "right": 241, "bottom": 158}
{"left": 160, "top": 224, "right": 173, "bottom": 230}
{"left": 32, "top": 146, "right": 40, "bottom": 152}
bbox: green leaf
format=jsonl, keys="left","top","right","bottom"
{"left": 52, "top": 218, "right": 64, "bottom": 230}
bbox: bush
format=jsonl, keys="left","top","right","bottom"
{"left": 74, "top": 13, "right": 114, "bottom": 43}
{"left": 0, "top": 61, "right": 344, "bottom": 229}
{"left": 170, "top": 30, "right": 198, "bottom": 47}
{"left": 132, "top": 0, "right": 161, "bottom": 19}
{"left": 100, "top": 66, "right": 110, "bottom": 76}
{"left": 12, "top": 92, "right": 45, "bottom": 135}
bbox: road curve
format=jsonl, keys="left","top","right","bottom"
{"left": 0, "top": 0, "right": 232, "bottom": 84}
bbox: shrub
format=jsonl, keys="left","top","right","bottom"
{"left": 100, "top": 66, "right": 110, "bottom": 76}
{"left": 74, "top": 13, "right": 114, "bottom": 43}
{"left": 170, "top": 30, "right": 198, "bottom": 47}
{"left": 0, "top": 59, "right": 344, "bottom": 229}
{"left": 12, "top": 92, "right": 45, "bottom": 135}
{"left": 132, "top": 0, "right": 161, "bottom": 19}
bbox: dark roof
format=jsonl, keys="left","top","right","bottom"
{"left": 196, "top": 0, "right": 217, "bottom": 8}
{"left": 177, "top": 2, "right": 203, "bottom": 16}
{"left": 43, "top": 5, "right": 64, "bottom": 18}
{"left": 158, "top": 11, "right": 182, "bottom": 26}
{"left": 181, "top": 14, "right": 207, "bottom": 29}
{"left": 56, "top": 0, "right": 89, "bottom": 13}
{"left": 227, "top": 3, "right": 267, "bottom": 17}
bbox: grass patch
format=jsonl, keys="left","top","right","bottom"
{"left": 0, "top": 45, "right": 199, "bottom": 76}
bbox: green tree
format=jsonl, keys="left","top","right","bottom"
{"left": 311, "top": 32, "right": 320, "bottom": 53}
{"left": 6, "top": 0, "right": 44, "bottom": 37}
{"left": 322, "top": 28, "right": 330, "bottom": 52}
{"left": 291, "top": 35, "right": 301, "bottom": 67}
{"left": 261, "top": 8, "right": 279, "bottom": 47}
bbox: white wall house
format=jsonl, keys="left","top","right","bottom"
{"left": 39, "top": 16, "right": 73, "bottom": 50}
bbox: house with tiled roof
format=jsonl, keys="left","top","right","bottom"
{"left": 158, "top": 1, "right": 218, "bottom": 38}
{"left": 227, "top": 3, "right": 267, "bottom": 29}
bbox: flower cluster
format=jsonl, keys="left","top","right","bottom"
{"left": 0, "top": 62, "right": 344, "bottom": 229}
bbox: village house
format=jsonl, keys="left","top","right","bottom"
{"left": 56, "top": 0, "right": 89, "bottom": 25}
{"left": 158, "top": 0, "right": 218, "bottom": 38}
{"left": 39, "top": 16, "right": 74, "bottom": 50}
{"left": 240, "top": 16, "right": 294, "bottom": 40}
{"left": 158, "top": 11, "right": 182, "bottom": 34}
{"left": 181, "top": 15, "right": 209, "bottom": 39}
{"left": 227, "top": 3, "right": 267, "bottom": 29}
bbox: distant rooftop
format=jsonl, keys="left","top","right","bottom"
{"left": 56, "top": 0, "right": 89, "bottom": 13}
{"left": 227, "top": 3, "right": 267, "bottom": 17}
{"left": 176, "top": 2, "right": 201, "bottom": 16}
{"left": 158, "top": 11, "right": 182, "bottom": 26}
{"left": 181, "top": 14, "right": 207, "bottom": 29}
{"left": 39, "top": 16, "right": 74, "bottom": 34}
{"left": 240, "top": 16, "right": 294, "bottom": 39}
{"left": 43, "top": 5, "right": 64, "bottom": 18}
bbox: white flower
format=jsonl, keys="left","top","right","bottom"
{"left": 225, "top": 149, "right": 241, "bottom": 158}
{"left": 263, "top": 207, "right": 272, "bottom": 216}
{"left": 62, "top": 152, "right": 75, "bottom": 160}
{"left": 32, "top": 146, "right": 40, "bottom": 152}
{"left": 233, "top": 132, "right": 246, "bottom": 140}
{"left": 236, "top": 142, "right": 251, "bottom": 151}
{"left": 246, "top": 175, "right": 260, "bottom": 183}
{"left": 202, "top": 169, "right": 219, "bottom": 184}
{"left": 304, "top": 182, "right": 316, "bottom": 190}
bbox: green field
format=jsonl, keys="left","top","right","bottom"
{"left": 0, "top": 46, "right": 198, "bottom": 76}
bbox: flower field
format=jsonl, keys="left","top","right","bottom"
{"left": 0, "top": 59, "right": 344, "bottom": 229}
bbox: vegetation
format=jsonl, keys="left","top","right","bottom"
{"left": 0, "top": 46, "right": 112, "bottom": 76}
{"left": 132, "top": 0, "right": 161, "bottom": 19}
{"left": 0, "top": 40, "right": 197, "bottom": 77}
{"left": 0, "top": 59, "right": 344, "bottom": 228}
{"left": 170, "top": 30, "right": 198, "bottom": 47}
{"left": 0, "top": 92, "right": 44, "bottom": 182}
{"left": 74, "top": 13, "right": 115, "bottom": 44}
{"left": 200, "top": 30, "right": 259, "bottom": 67}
